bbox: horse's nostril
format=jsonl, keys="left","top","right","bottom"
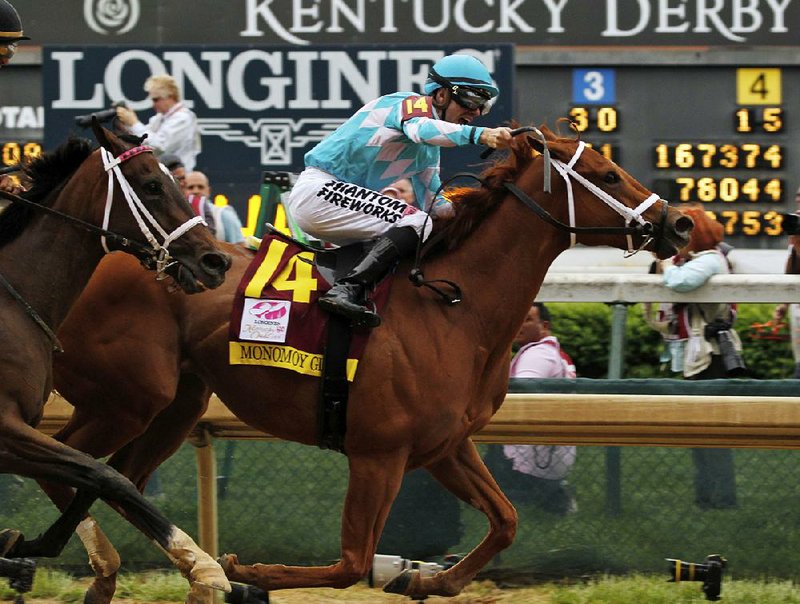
{"left": 675, "top": 216, "right": 694, "bottom": 234}
{"left": 201, "top": 251, "right": 232, "bottom": 274}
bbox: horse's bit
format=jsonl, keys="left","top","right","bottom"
{"left": 100, "top": 145, "right": 206, "bottom": 278}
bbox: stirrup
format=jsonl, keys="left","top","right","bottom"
{"left": 319, "top": 296, "right": 381, "bottom": 328}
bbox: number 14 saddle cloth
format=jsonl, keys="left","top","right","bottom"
{"left": 229, "top": 234, "right": 392, "bottom": 381}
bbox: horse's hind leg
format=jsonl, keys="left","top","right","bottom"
{"left": 220, "top": 452, "right": 407, "bottom": 591}
{"left": 383, "top": 437, "right": 517, "bottom": 598}
{"left": 0, "top": 420, "right": 229, "bottom": 594}
{"left": 33, "top": 374, "right": 214, "bottom": 603}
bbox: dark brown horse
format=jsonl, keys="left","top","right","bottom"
{"left": 0, "top": 122, "right": 232, "bottom": 598}
{"left": 46, "top": 126, "right": 692, "bottom": 601}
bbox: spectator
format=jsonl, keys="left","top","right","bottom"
{"left": 649, "top": 203, "right": 740, "bottom": 510}
{"left": 773, "top": 186, "right": 800, "bottom": 378}
{"left": 160, "top": 153, "right": 187, "bottom": 196}
{"left": 185, "top": 171, "right": 244, "bottom": 244}
{"left": 380, "top": 178, "right": 416, "bottom": 207}
{"left": 285, "top": 53, "right": 511, "bottom": 328}
{"left": 484, "top": 302, "right": 578, "bottom": 515}
{"left": 116, "top": 73, "right": 201, "bottom": 171}
{"left": 0, "top": 0, "right": 29, "bottom": 199}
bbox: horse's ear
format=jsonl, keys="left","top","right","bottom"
{"left": 527, "top": 125, "right": 556, "bottom": 155}
{"left": 528, "top": 135, "right": 545, "bottom": 155}
{"left": 91, "top": 117, "right": 115, "bottom": 153}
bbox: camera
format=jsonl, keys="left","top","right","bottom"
{"left": 781, "top": 212, "right": 800, "bottom": 236}
{"left": 704, "top": 320, "right": 746, "bottom": 376}
{"left": 0, "top": 557, "right": 36, "bottom": 596}
{"left": 368, "top": 554, "right": 443, "bottom": 588}
{"left": 666, "top": 554, "right": 726, "bottom": 601}
{"left": 74, "top": 101, "right": 127, "bottom": 128}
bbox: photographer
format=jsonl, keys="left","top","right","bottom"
{"left": 115, "top": 73, "right": 201, "bottom": 171}
{"left": 649, "top": 204, "right": 740, "bottom": 510}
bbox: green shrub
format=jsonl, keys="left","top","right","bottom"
{"left": 546, "top": 303, "right": 795, "bottom": 379}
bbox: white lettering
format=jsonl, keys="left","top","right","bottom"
{"left": 764, "top": 0, "right": 790, "bottom": 32}
{"left": 414, "top": 0, "right": 449, "bottom": 33}
{"left": 227, "top": 50, "right": 292, "bottom": 111}
{"left": 292, "top": 0, "right": 323, "bottom": 32}
{"left": 604, "top": 0, "right": 650, "bottom": 37}
{"left": 51, "top": 47, "right": 498, "bottom": 114}
{"left": 379, "top": 0, "right": 398, "bottom": 32}
{"left": 540, "top": 0, "right": 568, "bottom": 33}
{"left": 320, "top": 50, "right": 383, "bottom": 108}
{"left": 16, "top": 107, "right": 40, "bottom": 129}
{"left": 328, "top": 0, "right": 364, "bottom": 33}
{"left": 655, "top": 0, "right": 689, "bottom": 33}
{"left": 1, "top": 106, "right": 45, "bottom": 130}
{"left": 731, "top": 0, "right": 762, "bottom": 34}
{"left": 454, "top": 0, "right": 494, "bottom": 34}
{"left": 390, "top": 50, "right": 443, "bottom": 92}
{"left": 0, "top": 107, "right": 19, "bottom": 127}
{"left": 52, "top": 51, "right": 103, "bottom": 109}
{"left": 287, "top": 51, "right": 319, "bottom": 109}
{"left": 166, "top": 51, "right": 230, "bottom": 110}
{"left": 695, "top": 0, "right": 745, "bottom": 42}
{"left": 105, "top": 50, "right": 167, "bottom": 111}
{"left": 240, "top": 0, "right": 309, "bottom": 45}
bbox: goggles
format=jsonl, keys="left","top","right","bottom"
{"left": 451, "top": 85, "right": 494, "bottom": 115}
{"left": 0, "top": 42, "right": 17, "bottom": 59}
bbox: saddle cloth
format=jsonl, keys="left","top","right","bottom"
{"left": 229, "top": 234, "right": 392, "bottom": 381}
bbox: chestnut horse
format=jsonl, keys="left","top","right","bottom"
{"left": 46, "top": 126, "right": 692, "bottom": 601}
{"left": 0, "top": 122, "right": 231, "bottom": 597}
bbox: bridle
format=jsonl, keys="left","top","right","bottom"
{"left": 410, "top": 127, "right": 671, "bottom": 304}
{"left": 502, "top": 127, "right": 668, "bottom": 257}
{"left": 0, "top": 143, "right": 206, "bottom": 351}
{"left": 99, "top": 145, "right": 205, "bottom": 277}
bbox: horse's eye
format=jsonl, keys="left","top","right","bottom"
{"left": 144, "top": 180, "right": 163, "bottom": 195}
{"left": 604, "top": 172, "right": 620, "bottom": 184}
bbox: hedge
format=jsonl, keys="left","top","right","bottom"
{"left": 545, "top": 302, "right": 795, "bottom": 380}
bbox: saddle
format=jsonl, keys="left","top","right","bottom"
{"left": 231, "top": 225, "right": 383, "bottom": 453}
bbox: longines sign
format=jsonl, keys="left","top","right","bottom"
{"left": 43, "top": 44, "right": 514, "bottom": 208}
{"left": 24, "top": 0, "right": 798, "bottom": 46}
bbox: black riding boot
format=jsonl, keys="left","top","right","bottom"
{"left": 319, "top": 226, "right": 420, "bottom": 328}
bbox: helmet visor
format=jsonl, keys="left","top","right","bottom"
{"left": 451, "top": 85, "right": 494, "bottom": 115}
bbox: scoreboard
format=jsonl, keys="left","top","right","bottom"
{"left": 515, "top": 56, "right": 799, "bottom": 250}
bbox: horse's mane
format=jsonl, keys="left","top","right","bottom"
{"left": 425, "top": 132, "right": 537, "bottom": 254}
{"left": 0, "top": 137, "right": 95, "bottom": 248}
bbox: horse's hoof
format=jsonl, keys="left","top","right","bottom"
{"left": 383, "top": 569, "right": 416, "bottom": 595}
{"left": 190, "top": 558, "right": 232, "bottom": 593}
{"left": 0, "top": 529, "right": 23, "bottom": 557}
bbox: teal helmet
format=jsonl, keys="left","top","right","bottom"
{"left": 424, "top": 55, "right": 498, "bottom": 115}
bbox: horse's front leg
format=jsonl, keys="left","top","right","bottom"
{"left": 220, "top": 452, "right": 406, "bottom": 590}
{"left": 384, "top": 437, "right": 517, "bottom": 599}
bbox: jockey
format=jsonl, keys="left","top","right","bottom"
{"left": 286, "top": 53, "right": 513, "bottom": 328}
{"left": 0, "top": 0, "right": 27, "bottom": 69}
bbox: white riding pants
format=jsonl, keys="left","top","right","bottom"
{"left": 286, "top": 167, "right": 433, "bottom": 247}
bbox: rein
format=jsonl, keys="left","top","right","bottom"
{"left": 0, "top": 143, "right": 205, "bottom": 351}
{"left": 410, "top": 128, "right": 670, "bottom": 302}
